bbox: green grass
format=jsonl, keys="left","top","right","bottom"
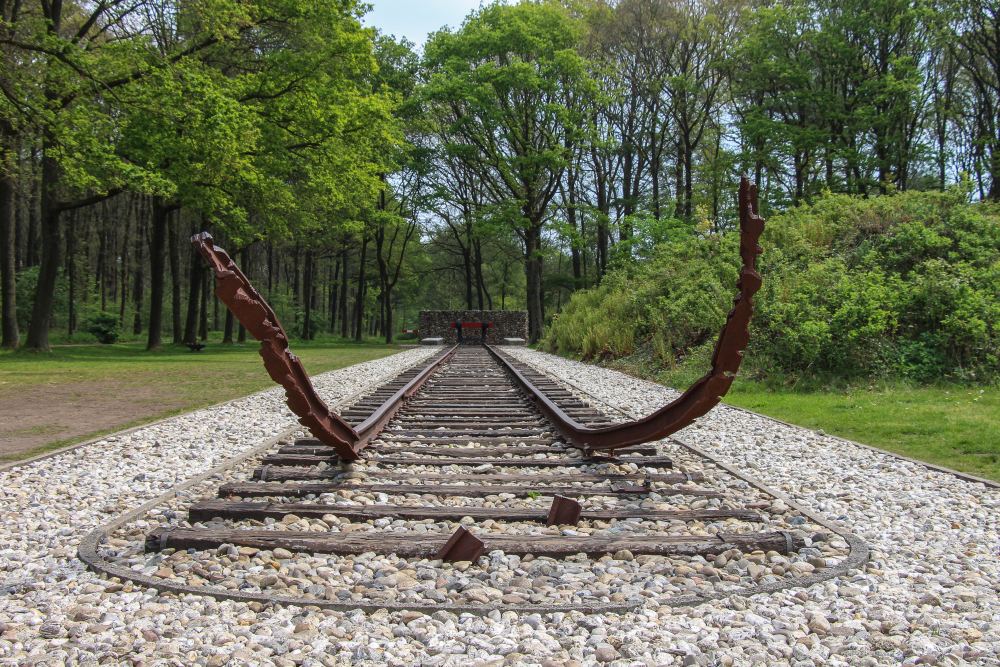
{"left": 600, "top": 350, "right": 1000, "bottom": 482}
{"left": 722, "top": 382, "right": 999, "bottom": 482}
{"left": 0, "top": 335, "right": 403, "bottom": 463}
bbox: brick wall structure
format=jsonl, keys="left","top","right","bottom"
{"left": 419, "top": 310, "right": 527, "bottom": 344}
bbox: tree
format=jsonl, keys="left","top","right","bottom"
{"left": 423, "top": 1, "right": 591, "bottom": 341}
{"left": 951, "top": 0, "right": 1000, "bottom": 200}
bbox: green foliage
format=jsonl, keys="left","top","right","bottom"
{"left": 545, "top": 188, "right": 1000, "bottom": 384}
{"left": 85, "top": 312, "right": 121, "bottom": 345}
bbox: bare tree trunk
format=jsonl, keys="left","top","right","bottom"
{"left": 329, "top": 255, "right": 340, "bottom": 334}
{"left": 0, "top": 161, "right": 18, "bottom": 348}
{"left": 564, "top": 170, "right": 582, "bottom": 288}
{"left": 183, "top": 223, "right": 201, "bottom": 345}
{"left": 96, "top": 211, "right": 107, "bottom": 311}
{"left": 222, "top": 310, "right": 234, "bottom": 344}
{"left": 199, "top": 265, "right": 209, "bottom": 341}
{"left": 339, "top": 250, "right": 350, "bottom": 339}
{"left": 462, "top": 245, "right": 474, "bottom": 309}
{"left": 118, "top": 202, "right": 130, "bottom": 327}
{"left": 524, "top": 221, "right": 544, "bottom": 343}
{"left": 474, "top": 239, "right": 490, "bottom": 310}
{"left": 353, "top": 233, "right": 368, "bottom": 342}
{"left": 26, "top": 149, "right": 62, "bottom": 351}
{"left": 145, "top": 198, "right": 172, "bottom": 350}
{"left": 132, "top": 198, "right": 145, "bottom": 336}
{"left": 66, "top": 210, "right": 76, "bottom": 336}
{"left": 26, "top": 155, "right": 40, "bottom": 268}
{"left": 168, "top": 209, "right": 182, "bottom": 343}
{"left": 302, "top": 249, "right": 314, "bottom": 340}
{"left": 237, "top": 246, "right": 248, "bottom": 343}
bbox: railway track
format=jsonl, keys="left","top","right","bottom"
{"left": 79, "top": 178, "right": 867, "bottom": 612}
{"left": 146, "top": 346, "right": 807, "bottom": 564}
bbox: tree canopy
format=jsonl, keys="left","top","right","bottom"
{"left": 1, "top": 0, "right": 996, "bottom": 361}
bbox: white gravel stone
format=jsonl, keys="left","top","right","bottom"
{"left": 0, "top": 345, "right": 996, "bottom": 666}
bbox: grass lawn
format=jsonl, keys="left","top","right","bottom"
{"left": 604, "top": 353, "right": 1000, "bottom": 483}
{"left": 0, "top": 336, "right": 403, "bottom": 463}
{"left": 723, "top": 382, "right": 999, "bottom": 482}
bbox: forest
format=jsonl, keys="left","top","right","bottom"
{"left": 1, "top": 0, "right": 998, "bottom": 361}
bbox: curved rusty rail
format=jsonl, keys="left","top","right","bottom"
{"left": 488, "top": 176, "right": 766, "bottom": 452}
{"left": 191, "top": 233, "right": 456, "bottom": 461}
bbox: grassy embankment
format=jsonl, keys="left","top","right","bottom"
{"left": 545, "top": 189, "right": 999, "bottom": 482}
{"left": 603, "top": 352, "right": 999, "bottom": 483}
{"left": 0, "top": 336, "right": 402, "bottom": 463}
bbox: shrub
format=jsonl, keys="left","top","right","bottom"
{"left": 545, "top": 188, "right": 999, "bottom": 384}
{"left": 86, "top": 311, "right": 121, "bottom": 344}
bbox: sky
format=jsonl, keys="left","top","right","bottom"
{"left": 363, "top": 0, "right": 485, "bottom": 48}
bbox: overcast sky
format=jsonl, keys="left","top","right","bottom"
{"left": 363, "top": 0, "right": 485, "bottom": 47}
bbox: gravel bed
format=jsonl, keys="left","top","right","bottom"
{"left": 1, "top": 345, "right": 996, "bottom": 666}
{"left": 505, "top": 347, "right": 1000, "bottom": 666}
{"left": 92, "top": 357, "right": 844, "bottom": 615}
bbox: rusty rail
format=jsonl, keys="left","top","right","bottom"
{"left": 191, "top": 233, "right": 456, "bottom": 461}
{"left": 487, "top": 176, "right": 765, "bottom": 452}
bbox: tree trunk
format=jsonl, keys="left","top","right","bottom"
{"left": 96, "top": 215, "right": 107, "bottom": 311}
{"left": 383, "top": 287, "right": 394, "bottom": 345}
{"left": 237, "top": 246, "right": 248, "bottom": 343}
{"left": 26, "top": 156, "right": 40, "bottom": 268}
{"left": 118, "top": 202, "right": 130, "bottom": 327}
{"left": 565, "top": 170, "right": 582, "bottom": 288}
{"left": 989, "top": 139, "right": 1000, "bottom": 202}
{"left": 168, "top": 209, "right": 182, "bottom": 343}
{"left": 339, "top": 251, "right": 349, "bottom": 338}
{"left": 222, "top": 310, "right": 234, "bottom": 344}
{"left": 183, "top": 225, "right": 202, "bottom": 345}
{"left": 132, "top": 198, "right": 145, "bottom": 336}
{"left": 302, "top": 250, "right": 314, "bottom": 340}
{"left": 674, "top": 140, "right": 685, "bottom": 219}
{"left": 474, "top": 239, "right": 490, "bottom": 310}
{"left": 0, "top": 164, "right": 18, "bottom": 348}
{"left": 145, "top": 198, "right": 171, "bottom": 350}
{"left": 524, "top": 222, "right": 544, "bottom": 343}
{"left": 25, "top": 151, "right": 62, "bottom": 351}
{"left": 199, "top": 264, "right": 209, "bottom": 341}
{"left": 329, "top": 255, "right": 340, "bottom": 334}
{"left": 462, "top": 243, "right": 474, "bottom": 309}
{"left": 683, "top": 139, "right": 693, "bottom": 219}
{"left": 66, "top": 211, "right": 76, "bottom": 336}
{"left": 353, "top": 233, "right": 368, "bottom": 342}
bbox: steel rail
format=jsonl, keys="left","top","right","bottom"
{"left": 191, "top": 232, "right": 456, "bottom": 461}
{"left": 486, "top": 176, "right": 766, "bottom": 452}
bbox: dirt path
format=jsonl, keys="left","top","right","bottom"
{"left": 0, "top": 380, "right": 190, "bottom": 459}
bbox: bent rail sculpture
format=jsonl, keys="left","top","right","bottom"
{"left": 191, "top": 233, "right": 454, "bottom": 461}
{"left": 192, "top": 176, "right": 764, "bottom": 456}
{"left": 486, "top": 175, "right": 766, "bottom": 452}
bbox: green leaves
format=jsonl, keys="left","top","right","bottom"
{"left": 547, "top": 188, "right": 1000, "bottom": 383}
{"left": 422, "top": 1, "right": 590, "bottom": 220}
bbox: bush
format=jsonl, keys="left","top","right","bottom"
{"left": 545, "top": 188, "right": 1000, "bottom": 384}
{"left": 85, "top": 311, "right": 120, "bottom": 344}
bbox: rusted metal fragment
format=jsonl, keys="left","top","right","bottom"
{"left": 437, "top": 526, "right": 486, "bottom": 562}
{"left": 547, "top": 495, "right": 582, "bottom": 526}
{"left": 488, "top": 176, "right": 766, "bottom": 452}
{"left": 191, "top": 232, "right": 456, "bottom": 460}
{"left": 191, "top": 233, "right": 362, "bottom": 460}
